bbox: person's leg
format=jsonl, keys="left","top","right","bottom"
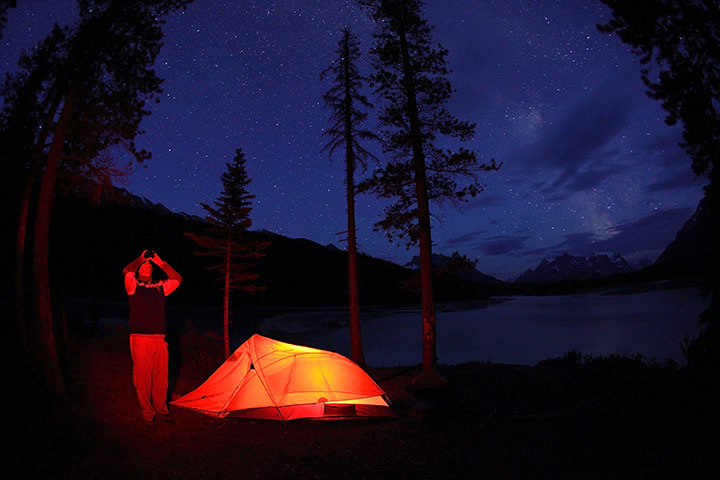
{"left": 151, "top": 336, "right": 170, "bottom": 416}
{"left": 130, "top": 335, "right": 156, "bottom": 422}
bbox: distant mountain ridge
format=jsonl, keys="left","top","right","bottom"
{"left": 516, "top": 253, "right": 635, "bottom": 284}
{"left": 31, "top": 183, "right": 712, "bottom": 308}
{"left": 116, "top": 187, "right": 205, "bottom": 222}
{"left": 41, "top": 186, "right": 498, "bottom": 307}
{"left": 653, "top": 196, "right": 716, "bottom": 276}
{"left": 405, "top": 252, "right": 503, "bottom": 284}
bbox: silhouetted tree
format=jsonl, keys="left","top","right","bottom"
{"left": 598, "top": 1, "right": 719, "bottom": 197}
{"left": 1, "top": 25, "right": 66, "bottom": 365}
{"left": 321, "top": 28, "right": 378, "bottom": 367}
{"left": 1, "top": 0, "right": 191, "bottom": 400}
{"left": 443, "top": 252, "right": 478, "bottom": 274}
{"left": 185, "top": 148, "right": 270, "bottom": 358}
{"left": 599, "top": 0, "right": 720, "bottom": 371}
{"left": 359, "top": 0, "right": 499, "bottom": 383}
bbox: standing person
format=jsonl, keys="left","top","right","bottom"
{"left": 122, "top": 250, "right": 182, "bottom": 426}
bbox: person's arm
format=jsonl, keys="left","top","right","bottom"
{"left": 122, "top": 252, "right": 146, "bottom": 295}
{"left": 150, "top": 252, "right": 183, "bottom": 296}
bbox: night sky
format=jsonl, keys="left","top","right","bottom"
{"left": 2, "top": 1, "right": 706, "bottom": 281}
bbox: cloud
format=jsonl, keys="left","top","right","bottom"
{"left": 443, "top": 230, "right": 487, "bottom": 247}
{"left": 513, "top": 73, "right": 639, "bottom": 193}
{"left": 543, "top": 192, "right": 571, "bottom": 202}
{"left": 474, "top": 235, "right": 532, "bottom": 256}
{"left": 559, "top": 165, "right": 623, "bottom": 193}
{"left": 531, "top": 83, "right": 634, "bottom": 164}
{"left": 644, "top": 169, "right": 708, "bottom": 193}
{"left": 536, "top": 207, "right": 693, "bottom": 258}
{"left": 443, "top": 230, "right": 532, "bottom": 257}
{"left": 636, "top": 128, "right": 687, "bottom": 167}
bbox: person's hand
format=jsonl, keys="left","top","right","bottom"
{"left": 141, "top": 250, "right": 159, "bottom": 262}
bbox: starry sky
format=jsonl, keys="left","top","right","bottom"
{"left": 2, "top": 0, "right": 707, "bottom": 281}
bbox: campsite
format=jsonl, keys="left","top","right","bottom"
{"left": 2, "top": 180, "right": 718, "bottom": 478}
{"left": 2, "top": 1, "right": 719, "bottom": 478}
{"left": 4, "top": 310, "right": 717, "bottom": 479}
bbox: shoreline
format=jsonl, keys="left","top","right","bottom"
{"left": 71, "top": 284, "right": 706, "bottom": 369}
{"left": 6, "top": 331, "right": 717, "bottom": 479}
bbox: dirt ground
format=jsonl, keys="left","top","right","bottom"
{"left": 5, "top": 331, "right": 718, "bottom": 480}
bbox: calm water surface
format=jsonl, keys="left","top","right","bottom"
{"left": 260, "top": 287, "right": 707, "bottom": 367}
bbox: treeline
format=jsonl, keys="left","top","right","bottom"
{"left": 42, "top": 187, "right": 495, "bottom": 308}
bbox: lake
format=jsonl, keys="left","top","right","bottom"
{"left": 259, "top": 287, "right": 708, "bottom": 367}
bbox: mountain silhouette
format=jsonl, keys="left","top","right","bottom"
{"left": 516, "top": 253, "right": 635, "bottom": 284}
{"left": 39, "top": 186, "right": 492, "bottom": 307}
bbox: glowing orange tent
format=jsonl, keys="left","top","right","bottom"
{"left": 170, "top": 334, "right": 395, "bottom": 420}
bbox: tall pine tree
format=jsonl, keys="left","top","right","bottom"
{"left": 321, "top": 28, "right": 378, "bottom": 367}
{"left": 185, "top": 148, "right": 270, "bottom": 359}
{"left": 359, "top": 0, "right": 499, "bottom": 383}
{"left": 1, "top": 25, "right": 67, "bottom": 366}
{"left": 1, "top": 0, "right": 192, "bottom": 400}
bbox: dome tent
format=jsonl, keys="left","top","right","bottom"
{"left": 171, "top": 334, "right": 395, "bottom": 420}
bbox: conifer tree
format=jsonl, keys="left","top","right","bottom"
{"left": 185, "top": 148, "right": 270, "bottom": 359}
{"left": 599, "top": 0, "right": 720, "bottom": 370}
{"left": 1, "top": 0, "right": 192, "bottom": 400}
{"left": 598, "top": 1, "right": 719, "bottom": 200}
{"left": 321, "top": 28, "right": 378, "bottom": 366}
{"left": 359, "top": 0, "right": 499, "bottom": 382}
{"left": 1, "top": 25, "right": 66, "bottom": 366}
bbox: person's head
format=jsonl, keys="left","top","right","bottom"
{"left": 137, "top": 261, "right": 154, "bottom": 281}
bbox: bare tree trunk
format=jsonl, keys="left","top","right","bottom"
{"left": 15, "top": 94, "right": 62, "bottom": 366}
{"left": 344, "top": 35, "right": 365, "bottom": 367}
{"left": 33, "top": 89, "right": 76, "bottom": 401}
{"left": 415, "top": 188, "right": 437, "bottom": 377}
{"left": 15, "top": 163, "right": 35, "bottom": 365}
{"left": 223, "top": 236, "right": 231, "bottom": 359}
{"left": 347, "top": 166, "right": 364, "bottom": 366}
{"left": 398, "top": 24, "right": 443, "bottom": 383}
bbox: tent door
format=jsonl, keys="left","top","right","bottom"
{"left": 323, "top": 403, "right": 357, "bottom": 417}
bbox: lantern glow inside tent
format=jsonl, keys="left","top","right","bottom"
{"left": 170, "top": 334, "right": 395, "bottom": 420}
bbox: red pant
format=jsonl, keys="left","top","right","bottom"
{"left": 129, "top": 334, "right": 169, "bottom": 421}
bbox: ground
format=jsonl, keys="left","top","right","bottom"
{"left": 5, "top": 330, "right": 718, "bottom": 480}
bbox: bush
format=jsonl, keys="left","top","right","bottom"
{"left": 179, "top": 319, "right": 224, "bottom": 377}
